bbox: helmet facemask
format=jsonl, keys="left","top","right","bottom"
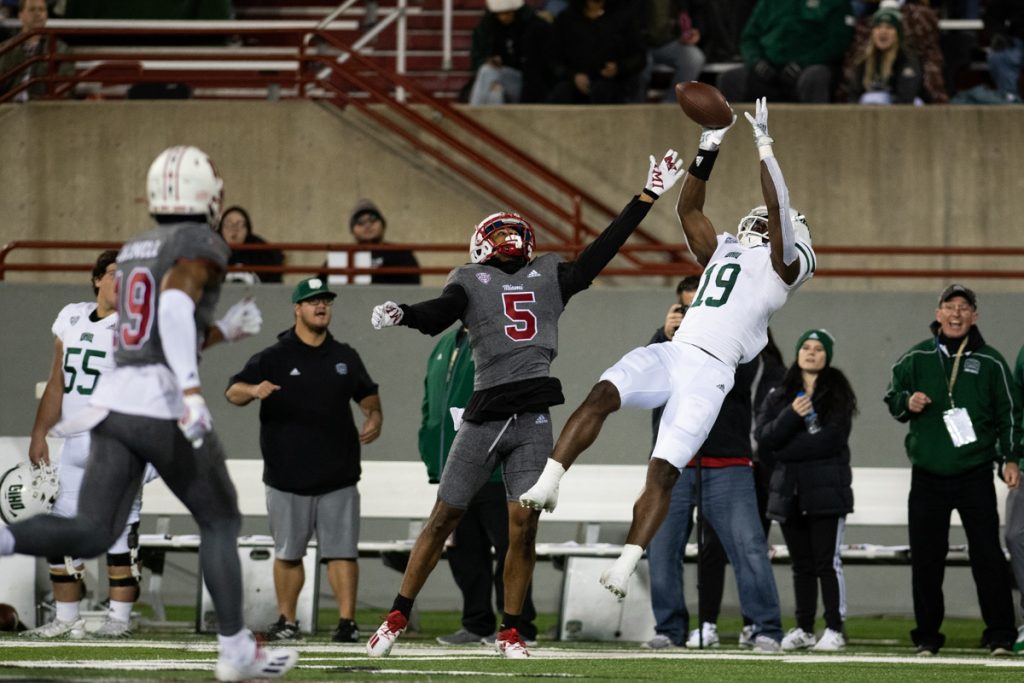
{"left": 736, "top": 205, "right": 812, "bottom": 247}
{"left": 470, "top": 212, "right": 536, "bottom": 264}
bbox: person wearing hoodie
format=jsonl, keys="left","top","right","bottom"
{"left": 226, "top": 277, "right": 382, "bottom": 645}
{"left": 217, "top": 206, "right": 285, "bottom": 284}
{"left": 468, "top": 0, "right": 552, "bottom": 104}
{"left": 883, "top": 284, "right": 1019, "bottom": 656}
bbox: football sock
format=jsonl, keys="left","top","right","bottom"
{"left": 218, "top": 628, "right": 257, "bottom": 665}
{"left": 500, "top": 613, "right": 521, "bottom": 633}
{"left": 108, "top": 600, "right": 133, "bottom": 622}
{"left": 392, "top": 594, "right": 414, "bottom": 619}
{"left": 55, "top": 601, "right": 80, "bottom": 622}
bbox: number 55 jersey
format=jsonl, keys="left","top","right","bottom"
{"left": 92, "top": 223, "right": 230, "bottom": 420}
{"left": 674, "top": 233, "right": 816, "bottom": 367}
{"left": 53, "top": 302, "right": 118, "bottom": 433}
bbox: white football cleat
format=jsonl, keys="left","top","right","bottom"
{"left": 22, "top": 617, "right": 86, "bottom": 640}
{"left": 91, "top": 616, "right": 132, "bottom": 638}
{"left": 366, "top": 610, "right": 407, "bottom": 658}
{"left": 518, "top": 482, "right": 559, "bottom": 513}
{"left": 214, "top": 644, "right": 298, "bottom": 681}
{"left": 495, "top": 627, "right": 531, "bottom": 658}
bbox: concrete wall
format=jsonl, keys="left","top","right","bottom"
{"left": 2, "top": 282, "right": 1022, "bottom": 618}
{"left": 3, "top": 102, "right": 1024, "bottom": 292}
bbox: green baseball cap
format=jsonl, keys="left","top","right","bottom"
{"left": 291, "top": 277, "right": 337, "bottom": 304}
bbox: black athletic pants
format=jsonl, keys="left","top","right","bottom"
{"left": 779, "top": 512, "right": 845, "bottom": 633}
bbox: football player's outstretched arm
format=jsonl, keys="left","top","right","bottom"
{"left": 744, "top": 98, "right": 801, "bottom": 285}
{"left": 28, "top": 337, "right": 64, "bottom": 466}
{"left": 677, "top": 114, "right": 735, "bottom": 266}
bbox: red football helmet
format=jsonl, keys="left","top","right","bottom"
{"left": 469, "top": 212, "right": 535, "bottom": 264}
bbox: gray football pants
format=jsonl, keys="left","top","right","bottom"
{"left": 10, "top": 412, "right": 244, "bottom": 635}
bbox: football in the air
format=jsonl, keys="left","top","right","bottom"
{"left": 675, "top": 81, "right": 733, "bottom": 129}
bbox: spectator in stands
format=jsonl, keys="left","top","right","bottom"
{"left": 535, "top": 0, "right": 568, "bottom": 20}
{"left": 842, "top": 1, "right": 948, "bottom": 104}
{"left": 643, "top": 278, "right": 785, "bottom": 651}
{"left": 545, "top": 0, "right": 646, "bottom": 104}
{"left": 755, "top": 329, "right": 855, "bottom": 652}
{"left": 984, "top": 0, "right": 1024, "bottom": 103}
{"left": 225, "top": 277, "right": 382, "bottom": 644}
{"left": 467, "top": 0, "right": 552, "bottom": 105}
{"left": 717, "top": 0, "right": 853, "bottom": 104}
{"left": 217, "top": 206, "right": 285, "bottom": 284}
{"left": 846, "top": 4, "right": 925, "bottom": 104}
{"left": 421, "top": 325, "right": 539, "bottom": 647}
{"left": 700, "top": 0, "right": 756, "bottom": 63}
{"left": 884, "top": 284, "right": 1019, "bottom": 656}
{"left": 0, "top": 0, "right": 73, "bottom": 102}
{"left": 637, "top": 1, "right": 706, "bottom": 104}
{"left": 324, "top": 199, "right": 421, "bottom": 286}
{"left": 1010, "top": 343, "right": 1024, "bottom": 654}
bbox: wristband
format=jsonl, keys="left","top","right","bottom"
{"left": 687, "top": 148, "right": 718, "bottom": 182}
{"left": 641, "top": 188, "right": 660, "bottom": 201}
{"left": 757, "top": 144, "right": 774, "bottom": 161}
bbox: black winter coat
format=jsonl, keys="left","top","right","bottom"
{"left": 754, "top": 385, "right": 854, "bottom": 522}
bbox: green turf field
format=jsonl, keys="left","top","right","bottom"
{"left": 1, "top": 609, "right": 1021, "bottom": 681}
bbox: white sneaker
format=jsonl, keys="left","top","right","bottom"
{"left": 738, "top": 624, "right": 756, "bottom": 648}
{"left": 812, "top": 628, "right": 846, "bottom": 651}
{"left": 752, "top": 634, "right": 782, "bottom": 654}
{"left": 214, "top": 644, "right": 298, "bottom": 681}
{"left": 781, "top": 627, "right": 816, "bottom": 651}
{"left": 641, "top": 634, "right": 677, "bottom": 649}
{"left": 366, "top": 610, "right": 407, "bottom": 658}
{"left": 685, "top": 622, "right": 719, "bottom": 649}
{"left": 518, "top": 481, "right": 559, "bottom": 513}
{"left": 495, "top": 627, "right": 530, "bottom": 658}
{"left": 92, "top": 616, "right": 132, "bottom": 638}
{"left": 22, "top": 617, "right": 86, "bottom": 639}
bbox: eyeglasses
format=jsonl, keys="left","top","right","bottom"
{"left": 940, "top": 303, "right": 973, "bottom": 313}
{"left": 302, "top": 297, "right": 334, "bottom": 306}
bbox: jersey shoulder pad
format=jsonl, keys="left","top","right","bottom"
{"left": 52, "top": 302, "right": 96, "bottom": 338}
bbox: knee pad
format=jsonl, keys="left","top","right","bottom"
{"left": 108, "top": 550, "right": 142, "bottom": 586}
{"left": 48, "top": 556, "right": 85, "bottom": 582}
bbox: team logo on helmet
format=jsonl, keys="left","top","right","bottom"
{"left": 736, "top": 205, "right": 811, "bottom": 247}
{"left": 469, "top": 212, "right": 536, "bottom": 264}
{"left": 146, "top": 145, "right": 225, "bottom": 226}
{"left": 0, "top": 463, "right": 58, "bottom": 524}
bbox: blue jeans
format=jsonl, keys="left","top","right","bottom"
{"left": 988, "top": 37, "right": 1023, "bottom": 99}
{"left": 647, "top": 465, "right": 782, "bottom": 644}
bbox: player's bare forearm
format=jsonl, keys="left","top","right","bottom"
{"left": 29, "top": 339, "right": 65, "bottom": 465}
{"left": 677, "top": 174, "right": 716, "bottom": 265}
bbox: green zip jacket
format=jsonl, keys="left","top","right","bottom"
{"left": 418, "top": 328, "right": 501, "bottom": 484}
{"left": 884, "top": 322, "right": 1021, "bottom": 475}
{"left": 740, "top": 0, "right": 853, "bottom": 68}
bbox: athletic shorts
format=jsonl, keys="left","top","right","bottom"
{"left": 601, "top": 341, "right": 734, "bottom": 469}
{"left": 438, "top": 411, "right": 553, "bottom": 508}
{"left": 265, "top": 484, "right": 360, "bottom": 560}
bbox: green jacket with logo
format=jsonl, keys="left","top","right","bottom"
{"left": 740, "top": 0, "right": 853, "bottom": 68}
{"left": 418, "top": 328, "right": 501, "bottom": 484}
{"left": 884, "top": 322, "right": 1021, "bottom": 475}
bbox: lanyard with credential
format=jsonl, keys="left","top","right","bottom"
{"left": 939, "top": 335, "right": 970, "bottom": 409}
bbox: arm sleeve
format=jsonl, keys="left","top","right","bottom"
{"left": 883, "top": 353, "right": 914, "bottom": 422}
{"left": 557, "top": 196, "right": 653, "bottom": 303}
{"left": 764, "top": 156, "right": 797, "bottom": 266}
{"left": 400, "top": 283, "right": 469, "bottom": 336}
{"left": 158, "top": 288, "right": 201, "bottom": 392}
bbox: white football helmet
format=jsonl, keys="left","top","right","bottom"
{"left": 0, "top": 463, "right": 59, "bottom": 524}
{"left": 469, "top": 212, "right": 536, "bottom": 264}
{"left": 147, "top": 145, "right": 224, "bottom": 225}
{"left": 736, "top": 205, "right": 811, "bottom": 247}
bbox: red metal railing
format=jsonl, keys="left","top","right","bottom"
{"left": 0, "top": 19, "right": 690, "bottom": 273}
{"left": 6, "top": 240, "right": 1024, "bottom": 281}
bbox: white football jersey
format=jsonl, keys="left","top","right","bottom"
{"left": 52, "top": 302, "right": 118, "bottom": 432}
{"left": 673, "top": 233, "right": 815, "bottom": 366}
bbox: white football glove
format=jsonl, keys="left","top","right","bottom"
{"left": 698, "top": 112, "right": 737, "bottom": 152}
{"left": 644, "top": 149, "right": 685, "bottom": 198}
{"left": 371, "top": 301, "right": 404, "bottom": 330}
{"left": 179, "top": 393, "right": 213, "bottom": 449}
{"left": 215, "top": 297, "right": 262, "bottom": 342}
{"left": 743, "top": 97, "right": 774, "bottom": 158}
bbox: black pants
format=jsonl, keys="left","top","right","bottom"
{"left": 447, "top": 481, "right": 537, "bottom": 639}
{"left": 779, "top": 512, "right": 845, "bottom": 633}
{"left": 696, "top": 462, "right": 772, "bottom": 625}
{"left": 908, "top": 465, "right": 1016, "bottom": 650}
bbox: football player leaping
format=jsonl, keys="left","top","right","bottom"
{"left": 520, "top": 99, "right": 816, "bottom": 629}
{"left": 0, "top": 146, "right": 296, "bottom": 681}
{"left": 366, "top": 149, "right": 686, "bottom": 659}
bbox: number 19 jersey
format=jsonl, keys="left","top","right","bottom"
{"left": 674, "top": 233, "right": 816, "bottom": 367}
